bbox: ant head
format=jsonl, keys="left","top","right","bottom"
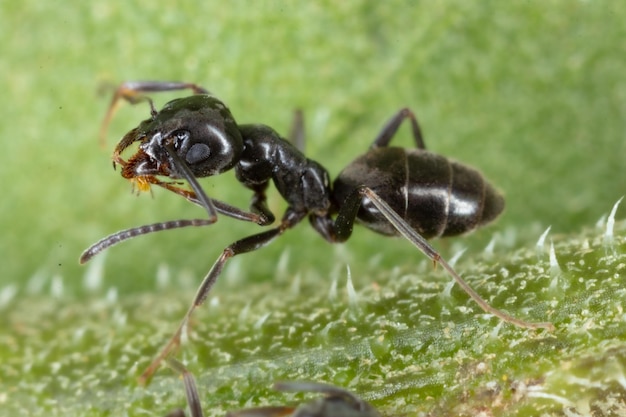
{"left": 115, "top": 95, "right": 244, "bottom": 181}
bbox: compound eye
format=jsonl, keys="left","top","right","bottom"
{"left": 186, "top": 143, "right": 211, "bottom": 164}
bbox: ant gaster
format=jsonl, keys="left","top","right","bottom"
{"left": 81, "top": 81, "right": 555, "bottom": 384}
{"left": 165, "top": 358, "right": 381, "bottom": 417}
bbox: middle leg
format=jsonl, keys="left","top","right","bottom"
{"left": 139, "top": 209, "right": 307, "bottom": 384}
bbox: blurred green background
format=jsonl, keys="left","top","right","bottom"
{"left": 1, "top": 1, "right": 626, "bottom": 416}
{"left": 2, "top": 1, "right": 625, "bottom": 295}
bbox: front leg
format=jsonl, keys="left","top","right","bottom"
{"left": 156, "top": 178, "right": 273, "bottom": 225}
{"left": 247, "top": 182, "right": 276, "bottom": 225}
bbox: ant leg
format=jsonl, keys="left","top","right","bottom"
{"left": 166, "top": 358, "right": 204, "bottom": 417}
{"left": 79, "top": 190, "right": 277, "bottom": 262}
{"left": 309, "top": 190, "right": 361, "bottom": 243}
{"left": 119, "top": 174, "right": 272, "bottom": 225}
{"left": 164, "top": 144, "right": 217, "bottom": 222}
{"left": 80, "top": 175, "right": 276, "bottom": 265}
{"left": 274, "top": 381, "right": 364, "bottom": 404}
{"left": 165, "top": 409, "right": 186, "bottom": 417}
{"left": 274, "top": 382, "right": 376, "bottom": 415}
{"left": 152, "top": 178, "right": 272, "bottom": 225}
{"left": 288, "top": 109, "right": 306, "bottom": 152}
{"left": 139, "top": 210, "right": 307, "bottom": 385}
{"left": 371, "top": 108, "right": 425, "bottom": 150}
{"left": 81, "top": 163, "right": 276, "bottom": 265}
{"left": 248, "top": 183, "right": 276, "bottom": 225}
{"left": 226, "top": 406, "right": 295, "bottom": 417}
{"left": 359, "top": 187, "right": 555, "bottom": 331}
{"left": 111, "top": 81, "right": 209, "bottom": 96}
{"left": 314, "top": 187, "right": 554, "bottom": 330}
{"left": 159, "top": 143, "right": 277, "bottom": 225}
{"left": 100, "top": 80, "right": 209, "bottom": 146}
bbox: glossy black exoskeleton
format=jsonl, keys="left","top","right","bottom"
{"left": 82, "top": 81, "right": 554, "bottom": 384}
{"left": 165, "top": 359, "right": 380, "bottom": 417}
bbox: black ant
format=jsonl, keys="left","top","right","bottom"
{"left": 165, "top": 358, "right": 381, "bottom": 417}
{"left": 81, "top": 81, "right": 555, "bottom": 384}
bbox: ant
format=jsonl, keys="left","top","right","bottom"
{"left": 81, "top": 81, "right": 555, "bottom": 384}
{"left": 165, "top": 358, "right": 381, "bottom": 417}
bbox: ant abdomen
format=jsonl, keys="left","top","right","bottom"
{"left": 333, "top": 147, "right": 505, "bottom": 239}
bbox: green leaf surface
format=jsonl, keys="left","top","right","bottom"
{"left": 4, "top": 218, "right": 626, "bottom": 416}
{"left": 1, "top": 2, "right": 625, "bottom": 416}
